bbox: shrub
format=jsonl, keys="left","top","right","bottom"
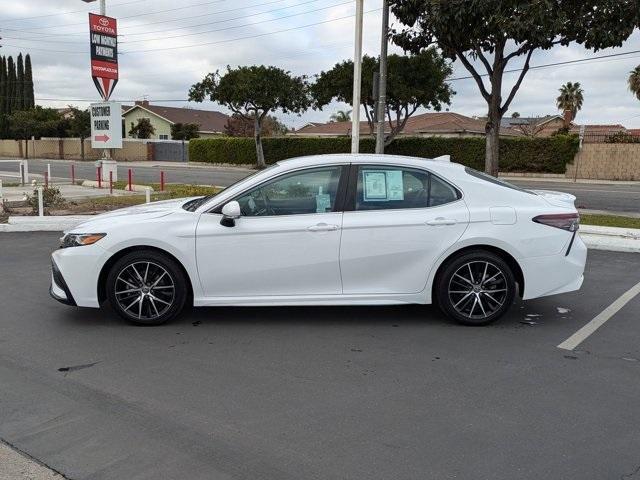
{"left": 189, "top": 135, "right": 579, "bottom": 174}
{"left": 27, "top": 186, "right": 65, "bottom": 214}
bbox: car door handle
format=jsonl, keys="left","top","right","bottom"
{"left": 426, "top": 217, "right": 457, "bottom": 226}
{"left": 307, "top": 223, "right": 339, "bottom": 232}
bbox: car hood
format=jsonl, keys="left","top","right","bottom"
{"left": 67, "top": 197, "right": 200, "bottom": 232}
{"left": 531, "top": 189, "right": 577, "bottom": 209}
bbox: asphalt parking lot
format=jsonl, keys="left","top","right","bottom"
{"left": 1, "top": 232, "right": 639, "bottom": 480}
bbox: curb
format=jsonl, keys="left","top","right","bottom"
{"left": 82, "top": 180, "right": 153, "bottom": 193}
{"left": 2, "top": 217, "right": 639, "bottom": 253}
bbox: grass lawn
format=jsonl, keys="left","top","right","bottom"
{"left": 581, "top": 214, "right": 640, "bottom": 229}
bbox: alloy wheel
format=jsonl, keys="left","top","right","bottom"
{"left": 447, "top": 260, "right": 508, "bottom": 320}
{"left": 114, "top": 261, "right": 175, "bottom": 321}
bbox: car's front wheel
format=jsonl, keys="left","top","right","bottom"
{"left": 106, "top": 250, "right": 187, "bottom": 325}
{"left": 436, "top": 251, "right": 516, "bottom": 326}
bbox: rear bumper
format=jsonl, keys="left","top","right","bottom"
{"left": 50, "top": 259, "right": 77, "bottom": 306}
{"left": 519, "top": 234, "right": 587, "bottom": 300}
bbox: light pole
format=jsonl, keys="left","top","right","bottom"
{"left": 82, "top": 0, "right": 106, "bottom": 15}
{"left": 375, "top": 0, "right": 389, "bottom": 154}
{"left": 351, "top": 0, "right": 364, "bottom": 154}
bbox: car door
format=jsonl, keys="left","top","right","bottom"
{"left": 196, "top": 165, "right": 348, "bottom": 298}
{"left": 339, "top": 164, "right": 470, "bottom": 295}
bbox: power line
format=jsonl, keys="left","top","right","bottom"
{"left": 0, "top": 0, "right": 148, "bottom": 24}
{"left": 121, "top": 0, "right": 353, "bottom": 44}
{"left": 1, "top": 0, "right": 329, "bottom": 44}
{"left": 123, "top": 6, "right": 379, "bottom": 53}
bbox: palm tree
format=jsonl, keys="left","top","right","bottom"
{"left": 330, "top": 109, "right": 351, "bottom": 122}
{"left": 629, "top": 66, "right": 640, "bottom": 101}
{"left": 556, "top": 82, "right": 584, "bottom": 123}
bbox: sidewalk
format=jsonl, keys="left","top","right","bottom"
{"left": 499, "top": 173, "right": 640, "bottom": 186}
{"left": 0, "top": 441, "right": 63, "bottom": 480}
{"left": 0, "top": 183, "right": 135, "bottom": 203}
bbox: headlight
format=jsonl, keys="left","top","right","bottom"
{"left": 60, "top": 233, "right": 106, "bottom": 248}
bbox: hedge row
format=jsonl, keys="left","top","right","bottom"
{"left": 189, "top": 135, "right": 579, "bottom": 173}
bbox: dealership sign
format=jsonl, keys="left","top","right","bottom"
{"left": 90, "top": 102, "right": 122, "bottom": 149}
{"left": 89, "top": 13, "right": 118, "bottom": 100}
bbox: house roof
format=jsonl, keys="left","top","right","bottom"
{"left": 628, "top": 128, "right": 640, "bottom": 136}
{"left": 292, "top": 112, "right": 519, "bottom": 137}
{"left": 123, "top": 103, "right": 229, "bottom": 133}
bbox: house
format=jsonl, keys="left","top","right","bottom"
{"left": 502, "top": 113, "right": 629, "bottom": 139}
{"left": 290, "top": 112, "right": 519, "bottom": 138}
{"left": 122, "top": 100, "right": 229, "bottom": 140}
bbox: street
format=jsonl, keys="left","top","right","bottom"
{"left": 17, "top": 159, "right": 640, "bottom": 214}
{"left": 1, "top": 232, "right": 639, "bottom": 480}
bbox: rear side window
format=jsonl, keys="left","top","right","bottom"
{"left": 355, "top": 166, "right": 460, "bottom": 211}
{"left": 464, "top": 167, "right": 535, "bottom": 195}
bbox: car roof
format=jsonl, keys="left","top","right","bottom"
{"left": 276, "top": 153, "right": 466, "bottom": 174}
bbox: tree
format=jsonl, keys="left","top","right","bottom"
{"left": 171, "top": 122, "right": 200, "bottom": 140}
{"left": 511, "top": 112, "right": 520, "bottom": 118}
{"left": 23, "top": 54, "right": 34, "bottom": 109}
{"left": 313, "top": 49, "right": 453, "bottom": 145}
{"left": 330, "top": 110, "right": 351, "bottom": 122}
{"left": 512, "top": 117, "right": 546, "bottom": 138}
{"left": 390, "top": 0, "right": 640, "bottom": 176}
{"left": 16, "top": 54, "right": 25, "bottom": 111}
{"left": 629, "top": 65, "right": 640, "bottom": 101}
{"left": 224, "top": 113, "right": 289, "bottom": 137}
{"left": 7, "top": 57, "right": 16, "bottom": 115}
{"left": 67, "top": 107, "right": 91, "bottom": 160}
{"left": 9, "top": 107, "right": 64, "bottom": 157}
{"left": 189, "top": 65, "right": 310, "bottom": 168}
{"left": 556, "top": 82, "right": 584, "bottom": 125}
{"left": 128, "top": 118, "right": 155, "bottom": 139}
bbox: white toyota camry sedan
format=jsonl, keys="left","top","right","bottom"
{"left": 50, "top": 154, "right": 586, "bottom": 326}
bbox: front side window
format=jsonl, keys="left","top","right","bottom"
{"left": 235, "top": 166, "right": 343, "bottom": 217}
{"left": 355, "top": 166, "right": 460, "bottom": 211}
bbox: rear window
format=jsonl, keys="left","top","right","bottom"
{"left": 464, "top": 167, "right": 536, "bottom": 195}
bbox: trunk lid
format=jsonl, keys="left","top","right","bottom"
{"left": 531, "top": 189, "right": 577, "bottom": 209}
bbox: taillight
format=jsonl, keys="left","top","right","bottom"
{"left": 532, "top": 213, "right": 580, "bottom": 232}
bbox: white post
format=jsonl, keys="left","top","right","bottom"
{"left": 145, "top": 187, "right": 151, "bottom": 204}
{"left": 21, "top": 160, "right": 29, "bottom": 185}
{"left": 37, "top": 186, "right": 44, "bottom": 217}
{"left": 47, "top": 163, "right": 51, "bottom": 185}
{"left": 351, "top": 0, "right": 364, "bottom": 154}
{"left": 100, "top": 0, "right": 106, "bottom": 15}
{"left": 0, "top": 179, "right": 3, "bottom": 200}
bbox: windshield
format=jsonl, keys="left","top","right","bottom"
{"left": 181, "top": 165, "right": 278, "bottom": 212}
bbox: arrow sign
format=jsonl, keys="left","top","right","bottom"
{"left": 90, "top": 101, "right": 122, "bottom": 149}
{"left": 94, "top": 134, "right": 110, "bottom": 142}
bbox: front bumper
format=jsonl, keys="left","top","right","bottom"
{"left": 50, "top": 259, "right": 77, "bottom": 306}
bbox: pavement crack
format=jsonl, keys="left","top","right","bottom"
{"left": 621, "top": 463, "right": 640, "bottom": 479}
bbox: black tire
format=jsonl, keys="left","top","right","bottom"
{"left": 106, "top": 250, "right": 188, "bottom": 325}
{"left": 435, "top": 250, "right": 516, "bottom": 326}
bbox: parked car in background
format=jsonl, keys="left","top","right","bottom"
{"left": 51, "top": 154, "right": 586, "bottom": 326}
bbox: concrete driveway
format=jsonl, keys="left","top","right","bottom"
{"left": 1, "top": 232, "right": 639, "bottom": 480}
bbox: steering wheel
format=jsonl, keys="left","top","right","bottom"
{"left": 261, "top": 190, "right": 276, "bottom": 216}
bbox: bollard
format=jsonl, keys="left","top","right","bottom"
{"left": 128, "top": 169, "right": 133, "bottom": 192}
{"left": 160, "top": 170, "right": 165, "bottom": 192}
{"left": 0, "top": 179, "right": 3, "bottom": 200}
{"left": 47, "top": 163, "right": 51, "bottom": 184}
{"left": 37, "top": 186, "right": 44, "bottom": 217}
{"left": 71, "top": 164, "right": 75, "bottom": 185}
{"left": 44, "top": 171, "right": 49, "bottom": 189}
{"left": 97, "top": 166, "right": 102, "bottom": 189}
{"left": 145, "top": 187, "right": 151, "bottom": 204}
{"left": 109, "top": 171, "right": 113, "bottom": 195}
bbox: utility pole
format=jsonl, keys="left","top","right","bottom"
{"left": 351, "top": 0, "right": 364, "bottom": 154}
{"left": 375, "top": 0, "right": 389, "bottom": 154}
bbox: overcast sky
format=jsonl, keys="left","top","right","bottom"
{"left": 1, "top": 0, "right": 639, "bottom": 128}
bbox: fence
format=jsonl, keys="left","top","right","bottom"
{"left": 0, "top": 138, "right": 168, "bottom": 162}
{"left": 566, "top": 143, "right": 640, "bottom": 181}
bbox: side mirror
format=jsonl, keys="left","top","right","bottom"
{"left": 220, "top": 200, "right": 241, "bottom": 227}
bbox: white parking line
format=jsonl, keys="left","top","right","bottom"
{"left": 558, "top": 280, "right": 640, "bottom": 350}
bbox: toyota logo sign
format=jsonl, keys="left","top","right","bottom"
{"left": 99, "top": 17, "right": 109, "bottom": 26}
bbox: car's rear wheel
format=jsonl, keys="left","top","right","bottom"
{"left": 106, "top": 250, "right": 187, "bottom": 325}
{"left": 436, "top": 251, "right": 516, "bottom": 326}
